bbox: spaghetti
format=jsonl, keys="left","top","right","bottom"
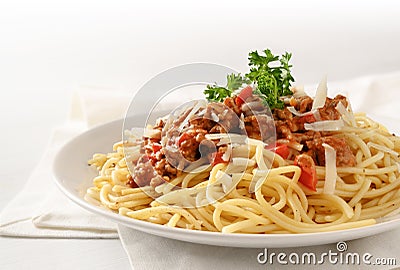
{"left": 85, "top": 111, "right": 400, "bottom": 234}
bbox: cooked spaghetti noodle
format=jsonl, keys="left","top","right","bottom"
{"left": 85, "top": 111, "right": 400, "bottom": 234}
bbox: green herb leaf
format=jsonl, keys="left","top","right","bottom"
{"left": 204, "top": 85, "right": 232, "bottom": 102}
{"left": 246, "top": 49, "right": 294, "bottom": 109}
{"left": 204, "top": 73, "right": 249, "bottom": 102}
{"left": 226, "top": 73, "right": 250, "bottom": 92}
{"left": 203, "top": 49, "right": 295, "bottom": 109}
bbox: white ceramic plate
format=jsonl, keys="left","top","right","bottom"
{"left": 53, "top": 116, "right": 400, "bottom": 248}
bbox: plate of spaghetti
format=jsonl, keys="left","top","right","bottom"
{"left": 53, "top": 49, "right": 400, "bottom": 248}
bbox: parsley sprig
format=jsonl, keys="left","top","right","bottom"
{"left": 204, "top": 49, "right": 294, "bottom": 109}
{"left": 204, "top": 73, "right": 249, "bottom": 102}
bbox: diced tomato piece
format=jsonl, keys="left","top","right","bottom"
{"left": 235, "top": 85, "right": 253, "bottom": 107}
{"left": 211, "top": 151, "right": 227, "bottom": 166}
{"left": 146, "top": 143, "right": 162, "bottom": 164}
{"left": 265, "top": 143, "right": 290, "bottom": 159}
{"left": 177, "top": 132, "right": 191, "bottom": 147}
{"left": 294, "top": 154, "right": 317, "bottom": 191}
{"left": 151, "top": 143, "right": 162, "bottom": 153}
{"left": 274, "top": 144, "right": 290, "bottom": 159}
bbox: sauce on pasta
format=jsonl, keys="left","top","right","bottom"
{"left": 85, "top": 82, "right": 400, "bottom": 234}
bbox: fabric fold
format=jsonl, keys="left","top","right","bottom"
{"left": 0, "top": 86, "right": 133, "bottom": 238}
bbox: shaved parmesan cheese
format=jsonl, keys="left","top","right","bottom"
{"left": 335, "top": 101, "right": 356, "bottom": 127}
{"left": 287, "top": 141, "right": 304, "bottom": 152}
{"left": 276, "top": 139, "right": 303, "bottom": 151}
{"left": 205, "top": 133, "right": 231, "bottom": 140}
{"left": 124, "top": 146, "right": 141, "bottom": 162}
{"left": 143, "top": 128, "right": 161, "bottom": 139}
{"left": 178, "top": 100, "right": 206, "bottom": 130}
{"left": 304, "top": 118, "right": 344, "bottom": 131}
{"left": 313, "top": 109, "right": 322, "bottom": 121}
{"left": 217, "top": 134, "right": 247, "bottom": 146}
{"left": 347, "top": 102, "right": 356, "bottom": 125}
{"left": 210, "top": 111, "right": 219, "bottom": 122}
{"left": 311, "top": 76, "right": 328, "bottom": 111}
{"left": 197, "top": 108, "right": 205, "bottom": 117}
{"left": 322, "top": 143, "right": 337, "bottom": 195}
{"left": 287, "top": 106, "right": 314, "bottom": 117}
{"left": 239, "top": 113, "right": 245, "bottom": 130}
{"left": 232, "top": 157, "right": 255, "bottom": 167}
{"left": 287, "top": 76, "right": 328, "bottom": 120}
{"left": 195, "top": 190, "right": 206, "bottom": 207}
{"left": 216, "top": 170, "right": 233, "bottom": 193}
{"left": 205, "top": 184, "right": 219, "bottom": 204}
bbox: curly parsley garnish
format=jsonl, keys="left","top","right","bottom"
{"left": 204, "top": 73, "right": 249, "bottom": 102}
{"left": 204, "top": 49, "right": 294, "bottom": 109}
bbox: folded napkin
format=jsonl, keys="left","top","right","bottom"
{"left": 0, "top": 86, "right": 131, "bottom": 238}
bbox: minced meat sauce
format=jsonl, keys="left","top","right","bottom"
{"left": 128, "top": 92, "right": 356, "bottom": 188}
{"left": 273, "top": 94, "right": 356, "bottom": 167}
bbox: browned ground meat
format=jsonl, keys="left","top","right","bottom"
{"left": 126, "top": 174, "right": 138, "bottom": 188}
{"left": 149, "top": 175, "right": 166, "bottom": 187}
{"left": 290, "top": 130, "right": 321, "bottom": 144}
{"left": 275, "top": 120, "right": 293, "bottom": 139}
{"left": 274, "top": 107, "right": 313, "bottom": 139}
{"left": 154, "top": 158, "right": 178, "bottom": 180}
{"left": 306, "top": 136, "right": 356, "bottom": 167}
{"left": 223, "top": 97, "right": 242, "bottom": 115}
{"left": 318, "top": 95, "right": 348, "bottom": 120}
{"left": 244, "top": 115, "right": 275, "bottom": 142}
{"left": 190, "top": 117, "right": 214, "bottom": 131}
{"left": 275, "top": 107, "right": 293, "bottom": 121}
{"left": 129, "top": 92, "right": 357, "bottom": 188}
{"left": 205, "top": 102, "right": 241, "bottom": 133}
{"left": 131, "top": 100, "right": 247, "bottom": 188}
{"left": 179, "top": 129, "right": 208, "bottom": 161}
{"left": 274, "top": 94, "right": 357, "bottom": 167}
{"left": 296, "top": 96, "right": 314, "bottom": 113}
{"left": 133, "top": 155, "right": 157, "bottom": 187}
{"left": 153, "top": 117, "right": 165, "bottom": 130}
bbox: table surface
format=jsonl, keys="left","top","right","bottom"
{"left": 2, "top": 1, "right": 400, "bottom": 269}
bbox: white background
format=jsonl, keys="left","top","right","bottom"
{"left": 1, "top": 0, "right": 400, "bottom": 269}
